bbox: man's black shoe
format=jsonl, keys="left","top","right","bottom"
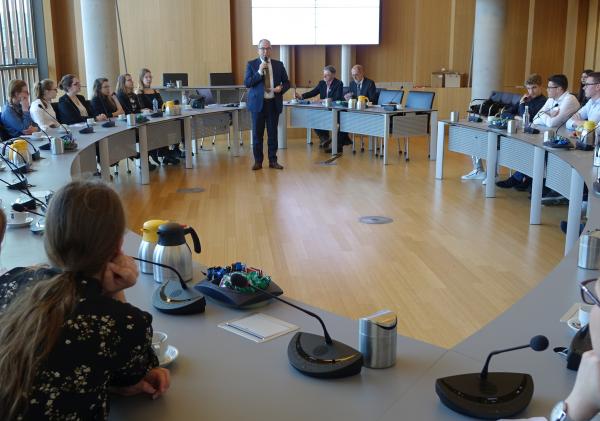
{"left": 560, "top": 220, "right": 585, "bottom": 235}
{"left": 496, "top": 176, "right": 520, "bottom": 188}
{"left": 269, "top": 161, "right": 283, "bottom": 169}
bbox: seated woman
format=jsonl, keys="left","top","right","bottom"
{"left": 57, "top": 74, "right": 107, "bottom": 125}
{"left": 90, "top": 77, "right": 125, "bottom": 119}
{"left": 0, "top": 180, "right": 170, "bottom": 420}
{"left": 137, "top": 68, "right": 181, "bottom": 163}
{"left": 30, "top": 79, "right": 59, "bottom": 131}
{"left": 1, "top": 79, "right": 38, "bottom": 137}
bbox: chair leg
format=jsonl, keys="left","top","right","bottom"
{"left": 200, "top": 137, "right": 204, "bottom": 149}
{"left": 126, "top": 158, "right": 131, "bottom": 174}
{"left": 360, "top": 135, "right": 365, "bottom": 152}
{"left": 352, "top": 134, "right": 356, "bottom": 154}
{"left": 212, "top": 134, "right": 216, "bottom": 145}
{"left": 227, "top": 133, "right": 231, "bottom": 150}
{"left": 404, "top": 137, "right": 410, "bottom": 161}
{"left": 239, "top": 131, "right": 244, "bottom": 145}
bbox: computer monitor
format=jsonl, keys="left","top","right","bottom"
{"left": 209, "top": 73, "right": 235, "bottom": 86}
{"left": 405, "top": 91, "right": 435, "bottom": 110}
{"left": 163, "top": 73, "right": 189, "bottom": 87}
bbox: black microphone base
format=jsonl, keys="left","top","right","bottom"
{"left": 152, "top": 279, "right": 206, "bottom": 315}
{"left": 102, "top": 121, "right": 116, "bottom": 128}
{"left": 287, "top": 332, "right": 363, "bottom": 379}
{"left": 7, "top": 178, "right": 28, "bottom": 190}
{"left": 435, "top": 372, "right": 534, "bottom": 419}
{"left": 79, "top": 127, "right": 94, "bottom": 134}
{"left": 524, "top": 127, "right": 540, "bottom": 134}
{"left": 468, "top": 115, "right": 483, "bottom": 123}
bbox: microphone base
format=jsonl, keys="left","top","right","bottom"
{"left": 435, "top": 372, "right": 534, "bottom": 419}
{"left": 152, "top": 279, "right": 206, "bottom": 315}
{"left": 79, "top": 127, "right": 94, "bottom": 134}
{"left": 102, "top": 121, "right": 116, "bottom": 128}
{"left": 195, "top": 278, "right": 284, "bottom": 309}
{"left": 524, "top": 127, "right": 540, "bottom": 134}
{"left": 468, "top": 116, "right": 483, "bottom": 123}
{"left": 287, "top": 332, "right": 363, "bottom": 379}
{"left": 7, "top": 178, "right": 28, "bottom": 190}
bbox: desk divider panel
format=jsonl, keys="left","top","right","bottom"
{"left": 546, "top": 153, "right": 572, "bottom": 197}
{"left": 448, "top": 125, "right": 487, "bottom": 159}
{"left": 146, "top": 120, "right": 182, "bottom": 150}
{"left": 339, "top": 112, "right": 385, "bottom": 137}
{"left": 290, "top": 107, "right": 334, "bottom": 131}
{"left": 77, "top": 144, "right": 98, "bottom": 174}
{"left": 191, "top": 113, "right": 230, "bottom": 138}
{"left": 237, "top": 109, "right": 252, "bottom": 131}
{"left": 497, "top": 136, "right": 536, "bottom": 176}
{"left": 107, "top": 130, "right": 137, "bottom": 165}
{"left": 391, "top": 114, "right": 429, "bottom": 137}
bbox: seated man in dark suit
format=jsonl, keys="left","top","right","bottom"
{"left": 344, "top": 64, "right": 377, "bottom": 103}
{"left": 295, "top": 65, "right": 346, "bottom": 150}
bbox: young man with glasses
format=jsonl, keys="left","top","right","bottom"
{"left": 505, "top": 279, "right": 600, "bottom": 421}
{"left": 567, "top": 72, "right": 600, "bottom": 130}
{"left": 531, "top": 74, "right": 579, "bottom": 128}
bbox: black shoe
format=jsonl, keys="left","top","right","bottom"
{"left": 325, "top": 147, "right": 343, "bottom": 154}
{"left": 162, "top": 156, "right": 180, "bottom": 165}
{"left": 496, "top": 176, "right": 520, "bottom": 188}
{"left": 252, "top": 162, "right": 262, "bottom": 170}
{"left": 321, "top": 139, "right": 332, "bottom": 148}
{"left": 149, "top": 162, "right": 157, "bottom": 171}
{"left": 269, "top": 161, "right": 283, "bottom": 169}
{"left": 514, "top": 178, "right": 532, "bottom": 192}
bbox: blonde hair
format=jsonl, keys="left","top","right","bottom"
{"left": 0, "top": 180, "right": 126, "bottom": 419}
{"left": 34, "top": 79, "right": 55, "bottom": 102}
{"left": 7, "top": 79, "right": 27, "bottom": 102}
{"left": 138, "top": 68, "right": 152, "bottom": 93}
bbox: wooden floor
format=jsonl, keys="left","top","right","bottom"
{"left": 114, "top": 134, "right": 567, "bottom": 349}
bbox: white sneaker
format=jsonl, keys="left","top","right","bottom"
{"left": 461, "top": 170, "right": 486, "bottom": 180}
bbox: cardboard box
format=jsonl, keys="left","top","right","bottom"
{"left": 431, "top": 72, "right": 444, "bottom": 88}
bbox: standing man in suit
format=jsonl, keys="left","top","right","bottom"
{"left": 344, "top": 64, "right": 377, "bottom": 103}
{"left": 244, "top": 38, "right": 290, "bottom": 170}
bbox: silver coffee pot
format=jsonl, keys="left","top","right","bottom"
{"left": 152, "top": 222, "right": 201, "bottom": 283}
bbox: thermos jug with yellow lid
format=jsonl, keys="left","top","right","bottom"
{"left": 138, "top": 219, "right": 169, "bottom": 274}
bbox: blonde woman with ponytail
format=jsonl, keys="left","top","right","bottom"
{"left": 0, "top": 180, "right": 170, "bottom": 420}
{"left": 30, "top": 79, "right": 59, "bottom": 131}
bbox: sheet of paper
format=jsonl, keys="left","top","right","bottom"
{"left": 219, "top": 313, "right": 298, "bottom": 343}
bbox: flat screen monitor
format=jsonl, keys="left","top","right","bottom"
{"left": 163, "top": 73, "right": 189, "bottom": 87}
{"left": 252, "top": 0, "right": 380, "bottom": 45}
{"left": 209, "top": 73, "right": 235, "bottom": 86}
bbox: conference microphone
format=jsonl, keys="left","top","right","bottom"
{"left": 11, "top": 202, "right": 44, "bottom": 217}
{"left": 227, "top": 273, "right": 363, "bottom": 379}
{"left": 131, "top": 256, "right": 205, "bottom": 315}
{"left": 551, "top": 98, "right": 583, "bottom": 138}
{"left": 575, "top": 123, "right": 600, "bottom": 150}
{"left": 436, "top": 334, "right": 549, "bottom": 419}
{"left": 19, "top": 136, "right": 41, "bottom": 160}
{"left": 1, "top": 140, "right": 30, "bottom": 174}
{"left": 37, "top": 104, "right": 70, "bottom": 135}
{"left": 35, "top": 124, "right": 53, "bottom": 151}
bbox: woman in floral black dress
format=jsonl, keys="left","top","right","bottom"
{"left": 0, "top": 181, "right": 170, "bottom": 420}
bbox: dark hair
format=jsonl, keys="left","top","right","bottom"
{"left": 524, "top": 74, "right": 542, "bottom": 86}
{"left": 586, "top": 72, "right": 600, "bottom": 84}
{"left": 548, "top": 74, "right": 568, "bottom": 91}
{"left": 116, "top": 73, "right": 132, "bottom": 95}
{"left": 583, "top": 69, "right": 595, "bottom": 76}
{"left": 323, "top": 65, "right": 336, "bottom": 74}
{"left": 92, "top": 77, "right": 109, "bottom": 99}
{"left": 59, "top": 74, "right": 77, "bottom": 92}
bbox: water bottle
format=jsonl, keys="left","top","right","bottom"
{"left": 181, "top": 90, "right": 188, "bottom": 106}
{"left": 522, "top": 105, "right": 530, "bottom": 129}
{"left": 152, "top": 98, "right": 158, "bottom": 113}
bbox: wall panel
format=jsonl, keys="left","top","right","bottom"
{"left": 530, "top": 0, "right": 569, "bottom": 84}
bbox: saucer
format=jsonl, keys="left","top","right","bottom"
{"left": 158, "top": 345, "right": 178, "bottom": 367}
{"left": 567, "top": 316, "right": 583, "bottom": 332}
{"left": 7, "top": 217, "right": 34, "bottom": 228}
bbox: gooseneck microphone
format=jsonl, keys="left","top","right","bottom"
{"left": 436, "top": 334, "right": 549, "bottom": 419}
{"left": 131, "top": 256, "right": 205, "bottom": 315}
{"left": 11, "top": 202, "right": 44, "bottom": 217}
{"left": 228, "top": 273, "right": 363, "bottom": 379}
{"left": 551, "top": 100, "right": 583, "bottom": 139}
{"left": 37, "top": 103, "right": 70, "bottom": 134}
{"left": 19, "top": 136, "right": 41, "bottom": 160}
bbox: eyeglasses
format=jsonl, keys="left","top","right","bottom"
{"left": 580, "top": 279, "right": 600, "bottom": 307}
{"left": 72, "top": 82, "right": 81, "bottom": 86}
{"left": 583, "top": 82, "right": 600, "bottom": 87}
{"left": 547, "top": 85, "right": 559, "bottom": 89}
{"left": 258, "top": 47, "right": 272, "bottom": 51}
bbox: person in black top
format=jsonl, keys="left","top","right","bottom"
{"left": 116, "top": 73, "right": 143, "bottom": 115}
{"left": 0, "top": 181, "right": 170, "bottom": 420}
{"left": 136, "top": 68, "right": 181, "bottom": 163}
{"left": 578, "top": 69, "right": 595, "bottom": 106}
{"left": 295, "top": 65, "right": 350, "bottom": 152}
{"left": 57, "top": 74, "right": 108, "bottom": 125}
{"left": 497, "top": 74, "right": 547, "bottom": 189}
{"left": 344, "top": 64, "right": 377, "bottom": 103}
{"left": 91, "top": 77, "right": 125, "bottom": 119}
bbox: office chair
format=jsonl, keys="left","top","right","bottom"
{"left": 401, "top": 91, "right": 435, "bottom": 161}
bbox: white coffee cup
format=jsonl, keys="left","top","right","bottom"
{"left": 86, "top": 118, "right": 95, "bottom": 126}
{"left": 579, "top": 304, "right": 593, "bottom": 326}
{"left": 31, "top": 131, "right": 44, "bottom": 139}
{"left": 118, "top": 114, "right": 127, "bottom": 121}
{"left": 152, "top": 331, "right": 168, "bottom": 359}
{"left": 239, "top": 101, "right": 247, "bottom": 108}
{"left": 8, "top": 209, "right": 29, "bottom": 224}
{"left": 487, "top": 115, "right": 495, "bottom": 122}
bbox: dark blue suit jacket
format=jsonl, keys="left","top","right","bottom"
{"left": 348, "top": 77, "right": 377, "bottom": 103}
{"left": 301, "top": 78, "right": 344, "bottom": 101}
{"left": 244, "top": 58, "right": 290, "bottom": 114}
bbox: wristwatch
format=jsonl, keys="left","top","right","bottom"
{"left": 550, "top": 401, "right": 573, "bottom": 421}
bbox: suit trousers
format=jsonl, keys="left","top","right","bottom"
{"left": 251, "top": 99, "right": 279, "bottom": 163}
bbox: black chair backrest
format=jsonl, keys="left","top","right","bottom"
{"left": 196, "top": 88, "right": 216, "bottom": 105}
{"left": 342, "top": 86, "right": 350, "bottom": 96}
{"left": 377, "top": 89, "right": 404, "bottom": 105}
{"left": 209, "top": 73, "right": 235, "bottom": 86}
{"left": 0, "top": 113, "right": 10, "bottom": 141}
{"left": 405, "top": 91, "right": 435, "bottom": 109}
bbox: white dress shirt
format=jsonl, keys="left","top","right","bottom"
{"left": 567, "top": 97, "right": 600, "bottom": 129}
{"left": 30, "top": 98, "right": 57, "bottom": 131}
{"left": 258, "top": 59, "right": 275, "bottom": 100}
{"left": 532, "top": 91, "right": 580, "bottom": 128}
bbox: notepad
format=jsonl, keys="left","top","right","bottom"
{"left": 219, "top": 313, "right": 298, "bottom": 343}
